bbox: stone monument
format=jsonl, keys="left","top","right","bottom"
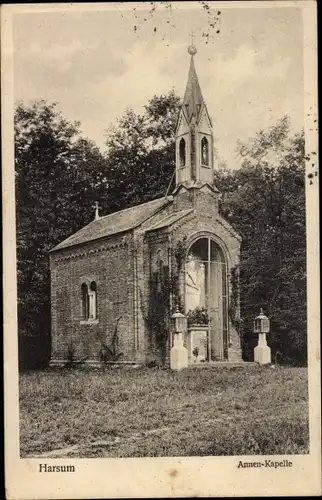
{"left": 254, "top": 309, "right": 271, "bottom": 365}
{"left": 170, "top": 307, "right": 188, "bottom": 370}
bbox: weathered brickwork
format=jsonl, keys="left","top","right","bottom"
{"left": 169, "top": 189, "right": 241, "bottom": 361}
{"left": 134, "top": 202, "right": 176, "bottom": 363}
{"left": 50, "top": 234, "right": 137, "bottom": 364}
{"left": 228, "top": 326, "right": 243, "bottom": 362}
{"left": 50, "top": 186, "right": 242, "bottom": 366}
{"left": 143, "top": 230, "right": 171, "bottom": 363}
{"left": 139, "top": 187, "right": 241, "bottom": 363}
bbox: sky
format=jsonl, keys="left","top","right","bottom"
{"left": 13, "top": 2, "right": 304, "bottom": 167}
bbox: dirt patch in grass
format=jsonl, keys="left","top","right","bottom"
{"left": 19, "top": 365, "right": 309, "bottom": 457}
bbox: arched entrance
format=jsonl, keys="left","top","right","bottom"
{"left": 185, "top": 237, "right": 228, "bottom": 361}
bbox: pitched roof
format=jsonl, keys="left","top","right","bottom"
{"left": 145, "top": 209, "right": 193, "bottom": 232}
{"left": 182, "top": 55, "right": 204, "bottom": 122}
{"left": 51, "top": 197, "right": 172, "bottom": 252}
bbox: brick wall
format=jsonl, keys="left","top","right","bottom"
{"left": 175, "top": 188, "right": 241, "bottom": 357}
{"left": 50, "top": 233, "right": 137, "bottom": 364}
{"left": 134, "top": 201, "right": 175, "bottom": 364}
{"left": 143, "top": 230, "right": 171, "bottom": 363}
{"left": 50, "top": 187, "right": 242, "bottom": 365}
{"left": 173, "top": 187, "right": 194, "bottom": 211}
{"left": 139, "top": 187, "right": 241, "bottom": 363}
{"left": 170, "top": 190, "right": 242, "bottom": 360}
{"left": 173, "top": 185, "right": 220, "bottom": 213}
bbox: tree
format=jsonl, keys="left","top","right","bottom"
{"left": 104, "top": 90, "right": 180, "bottom": 212}
{"left": 15, "top": 100, "right": 107, "bottom": 368}
{"left": 215, "top": 117, "right": 306, "bottom": 364}
{"left": 15, "top": 93, "right": 180, "bottom": 369}
{"left": 144, "top": 89, "right": 181, "bottom": 148}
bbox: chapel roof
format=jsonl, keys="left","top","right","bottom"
{"left": 145, "top": 209, "right": 193, "bottom": 232}
{"left": 51, "top": 196, "right": 172, "bottom": 252}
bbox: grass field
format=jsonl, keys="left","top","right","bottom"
{"left": 19, "top": 364, "right": 309, "bottom": 458}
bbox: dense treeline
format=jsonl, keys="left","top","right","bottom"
{"left": 15, "top": 94, "right": 306, "bottom": 369}
{"left": 215, "top": 120, "right": 306, "bottom": 364}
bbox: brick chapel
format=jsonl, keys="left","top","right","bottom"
{"left": 49, "top": 44, "right": 242, "bottom": 366}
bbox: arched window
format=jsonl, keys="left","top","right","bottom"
{"left": 201, "top": 136, "right": 209, "bottom": 166}
{"left": 185, "top": 237, "right": 228, "bottom": 361}
{"left": 88, "top": 281, "right": 97, "bottom": 320}
{"left": 81, "top": 281, "right": 97, "bottom": 321}
{"left": 179, "top": 137, "right": 186, "bottom": 167}
{"left": 81, "top": 283, "right": 89, "bottom": 320}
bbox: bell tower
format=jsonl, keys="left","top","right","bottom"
{"left": 175, "top": 44, "right": 214, "bottom": 188}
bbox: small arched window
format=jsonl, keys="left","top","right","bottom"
{"left": 81, "top": 281, "right": 97, "bottom": 321}
{"left": 88, "top": 281, "right": 97, "bottom": 320}
{"left": 81, "top": 283, "right": 89, "bottom": 320}
{"left": 179, "top": 137, "right": 186, "bottom": 167}
{"left": 201, "top": 136, "right": 209, "bottom": 166}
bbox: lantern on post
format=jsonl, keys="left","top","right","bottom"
{"left": 254, "top": 308, "right": 270, "bottom": 334}
{"left": 254, "top": 308, "right": 271, "bottom": 365}
{"left": 170, "top": 305, "right": 188, "bottom": 370}
{"left": 171, "top": 306, "right": 187, "bottom": 336}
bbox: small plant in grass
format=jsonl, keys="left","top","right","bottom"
{"left": 274, "top": 350, "right": 282, "bottom": 365}
{"left": 145, "top": 360, "right": 160, "bottom": 368}
{"left": 64, "top": 339, "right": 87, "bottom": 369}
{"left": 99, "top": 317, "right": 123, "bottom": 369}
{"left": 192, "top": 346, "right": 199, "bottom": 362}
{"left": 201, "top": 337, "right": 209, "bottom": 362}
{"left": 66, "top": 341, "right": 75, "bottom": 365}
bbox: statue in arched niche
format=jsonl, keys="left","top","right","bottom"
{"left": 185, "top": 253, "right": 206, "bottom": 312}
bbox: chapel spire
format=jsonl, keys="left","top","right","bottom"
{"left": 182, "top": 44, "right": 204, "bottom": 123}
{"left": 174, "top": 43, "right": 214, "bottom": 188}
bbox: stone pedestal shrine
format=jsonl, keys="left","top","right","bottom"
{"left": 254, "top": 333, "right": 271, "bottom": 365}
{"left": 253, "top": 309, "right": 271, "bottom": 365}
{"left": 170, "top": 332, "right": 188, "bottom": 371}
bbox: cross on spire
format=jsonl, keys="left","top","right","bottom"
{"left": 187, "top": 30, "right": 197, "bottom": 56}
{"left": 93, "top": 201, "right": 101, "bottom": 220}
